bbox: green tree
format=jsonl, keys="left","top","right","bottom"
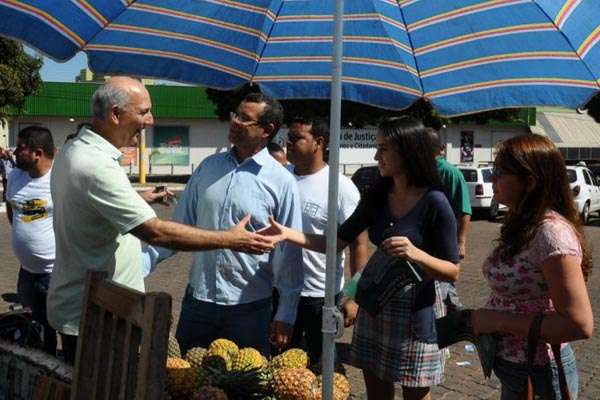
{"left": 206, "top": 84, "right": 523, "bottom": 128}
{"left": 0, "top": 38, "right": 43, "bottom": 122}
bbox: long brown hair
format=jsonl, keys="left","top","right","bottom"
{"left": 494, "top": 134, "right": 592, "bottom": 279}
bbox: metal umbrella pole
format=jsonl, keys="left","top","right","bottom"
{"left": 321, "top": 1, "right": 345, "bottom": 400}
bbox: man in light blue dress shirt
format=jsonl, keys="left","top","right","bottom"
{"left": 147, "top": 93, "right": 303, "bottom": 355}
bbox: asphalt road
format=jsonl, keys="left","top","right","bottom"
{"left": 1, "top": 201, "right": 599, "bottom": 399}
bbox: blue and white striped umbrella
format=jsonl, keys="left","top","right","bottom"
{"left": 1, "top": 0, "right": 599, "bottom": 116}
{"left": 3, "top": 3, "right": 599, "bottom": 399}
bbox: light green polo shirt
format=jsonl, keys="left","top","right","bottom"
{"left": 48, "top": 129, "right": 156, "bottom": 335}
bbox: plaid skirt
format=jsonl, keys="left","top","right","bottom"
{"left": 349, "top": 281, "right": 446, "bottom": 386}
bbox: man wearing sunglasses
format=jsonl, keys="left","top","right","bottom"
{"left": 147, "top": 93, "right": 303, "bottom": 356}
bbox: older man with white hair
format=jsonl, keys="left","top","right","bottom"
{"left": 47, "top": 77, "right": 275, "bottom": 363}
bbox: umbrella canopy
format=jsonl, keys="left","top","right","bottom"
{"left": 1, "top": 0, "right": 599, "bottom": 116}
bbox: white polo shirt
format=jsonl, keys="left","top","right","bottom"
{"left": 47, "top": 128, "right": 156, "bottom": 335}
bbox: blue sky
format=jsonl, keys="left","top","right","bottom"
{"left": 31, "top": 47, "right": 180, "bottom": 85}
{"left": 39, "top": 53, "right": 88, "bottom": 82}
{"left": 27, "top": 46, "right": 87, "bottom": 82}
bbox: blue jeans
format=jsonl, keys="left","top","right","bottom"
{"left": 17, "top": 268, "right": 57, "bottom": 356}
{"left": 439, "top": 281, "right": 463, "bottom": 313}
{"left": 493, "top": 344, "right": 578, "bottom": 400}
{"left": 176, "top": 286, "right": 272, "bottom": 356}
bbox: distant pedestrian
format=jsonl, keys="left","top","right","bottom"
{"left": 6, "top": 126, "right": 57, "bottom": 356}
{"left": 267, "top": 141, "right": 289, "bottom": 166}
{"left": 427, "top": 128, "right": 471, "bottom": 313}
{"left": 0, "top": 147, "right": 16, "bottom": 203}
{"left": 471, "top": 134, "right": 593, "bottom": 399}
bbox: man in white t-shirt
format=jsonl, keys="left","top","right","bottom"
{"left": 285, "top": 116, "right": 368, "bottom": 364}
{"left": 6, "top": 126, "right": 57, "bottom": 355}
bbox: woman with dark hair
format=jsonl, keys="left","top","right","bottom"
{"left": 263, "top": 116, "right": 460, "bottom": 399}
{"left": 472, "top": 134, "right": 593, "bottom": 399}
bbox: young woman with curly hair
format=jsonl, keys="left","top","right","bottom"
{"left": 472, "top": 134, "right": 593, "bottom": 399}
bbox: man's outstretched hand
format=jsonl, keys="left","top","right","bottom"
{"left": 256, "top": 216, "right": 288, "bottom": 244}
{"left": 225, "top": 214, "right": 277, "bottom": 255}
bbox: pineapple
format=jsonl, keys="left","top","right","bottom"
{"left": 314, "top": 373, "right": 351, "bottom": 400}
{"left": 208, "top": 338, "right": 239, "bottom": 359}
{"left": 203, "top": 347, "right": 233, "bottom": 373}
{"left": 165, "top": 357, "right": 198, "bottom": 398}
{"left": 231, "top": 348, "right": 267, "bottom": 372}
{"left": 192, "top": 385, "right": 229, "bottom": 400}
{"left": 271, "top": 367, "right": 317, "bottom": 400}
{"left": 168, "top": 335, "right": 182, "bottom": 358}
{"left": 186, "top": 347, "right": 208, "bottom": 369}
{"left": 271, "top": 348, "right": 309, "bottom": 370}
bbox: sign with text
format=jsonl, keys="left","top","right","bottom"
{"left": 152, "top": 126, "right": 190, "bottom": 165}
{"left": 339, "top": 128, "right": 377, "bottom": 164}
{"left": 277, "top": 127, "right": 377, "bottom": 164}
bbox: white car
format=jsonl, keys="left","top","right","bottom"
{"left": 567, "top": 164, "right": 600, "bottom": 224}
{"left": 459, "top": 165, "right": 506, "bottom": 220}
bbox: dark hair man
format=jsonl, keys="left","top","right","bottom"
{"left": 47, "top": 77, "right": 275, "bottom": 363}
{"left": 6, "top": 126, "right": 57, "bottom": 355}
{"left": 267, "top": 141, "right": 288, "bottom": 166}
{"left": 285, "top": 116, "right": 368, "bottom": 363}
{"left": 427, "top": 128, "right": 472, "bottom": 312}
{"left": 146, "top": 93, "right": 303, "bottom": 355}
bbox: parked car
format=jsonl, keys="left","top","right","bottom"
{"left": 458, "top": 165, "right": 506, "bottom": 220}
{"left": 567, "top": 164, "right": 600, "bottom": 224}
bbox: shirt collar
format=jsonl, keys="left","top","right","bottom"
{"left": 78, "top": 128, "right": 122, "bottom": 161}
{"left": 228, "top": 146, "right": 270, "bottom": 167}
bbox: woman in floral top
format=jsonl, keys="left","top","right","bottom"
{"left": 472, "top": 134, "right": 593, "bottom": 399}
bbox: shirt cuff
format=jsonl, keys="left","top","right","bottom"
{"left": 141, "top": 245, "right": 175, "bottom": 277}
{"left": 141, "top": 245, "right": 160, "bottom": 277}
{"left": 273, "top": 290, "right": 300, "bottom": 325}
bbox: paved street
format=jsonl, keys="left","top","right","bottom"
{"left": 0, "top": 202, "right": 599, "bottom": 399}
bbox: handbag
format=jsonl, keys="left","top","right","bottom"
{"left": 354, "top": 193, "right": 434, "bottom": 317}
{"left": 354, "top": 248, "right": 423, "bottom": 316}
{"left": 522, "top": 314, "right": 571, "bottom": 400}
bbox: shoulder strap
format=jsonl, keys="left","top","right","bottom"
{"left": 527, "top": 314, "right": 571, "bottom": 400}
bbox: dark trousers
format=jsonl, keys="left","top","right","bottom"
{"left": 60, "top": 333, "right": 78, "bottom": 365}
{"left": 288, "top": 293, "right": 343, "bottom": 364}
{"left": 176, "top": 286, "right": 272, "bottom": 356}
{"left": 17, "top": 268, "right": 57, "bottom": 356}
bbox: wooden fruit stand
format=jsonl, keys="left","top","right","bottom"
{"left": 0, "top": 271, "right": 171, "bottom": 400}
{"left": 0, "top": 339, "right": 71, "bottom": 400}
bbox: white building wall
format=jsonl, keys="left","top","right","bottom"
{"left": 7, "top": 116, "right": 231, "bottom": 174}
{"left": 7, "top": 117, "right": 530, "bottom": 173}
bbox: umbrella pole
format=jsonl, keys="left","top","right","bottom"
{"left": 322, "top": 1, "right": 344, "bottom": 400}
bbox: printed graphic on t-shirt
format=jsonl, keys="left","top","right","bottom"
{"left": 303, "top": 201, "right": 320, "bottom": 218}
{"left": 12, "top": 198, "right": 49, "bottom": 223}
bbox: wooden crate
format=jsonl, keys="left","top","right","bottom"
{"left": 0, "top": 340, "right": 71, "bottom": 400}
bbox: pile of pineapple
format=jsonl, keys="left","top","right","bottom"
{"left": 164, "top": 336, "right": 351, "bottom": 400}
